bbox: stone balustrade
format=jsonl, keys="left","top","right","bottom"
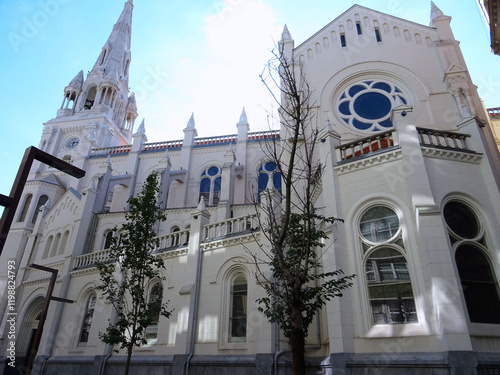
{"left": 337, "top": 130, "right": 396, "bottom": 161}
{"left": 155, "top": 230, "right": 190, "bottom": 250}
{"left": 73, "top": 249, "right": 111, "bottom": 269}
{"left": 203, "top": 213, "right": 259, "bottom": 241}
{"left": 416, "top": 127, "right": 470, "bottom": 151}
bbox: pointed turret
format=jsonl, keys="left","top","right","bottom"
{"left": 238, "top": 107, "right": 248, "bottom": 124}
{"left": 281, "top": 24, "right": 292, "bottom": 41}
{"left": 430, "top": 1, "right": 451, "bottom": 29}
{"left": 430, "top": 1, "right": 444, "bottom": 22}
{"left": 125, "top": 92, "right": 138, "bottom": 133}
{"left": 57, "top": 70, "right": 84, "bottom": 117}
{"left": 186, "top": 113, "right": 196, "bottom": 130}
{"left": 279, "top": 24, "right": 294, "bottom": 60}
{"left": 68, "top": 70, "right": 84, "bottom": 89}
{"left": 237, "top": 107, "right": 249, "bottom": 142}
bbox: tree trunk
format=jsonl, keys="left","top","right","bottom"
{"left": 290, "top": 306, "right": 306, "bottom": 375}
{"left": 124, "top": 342, "right": 133, "bottom": 375}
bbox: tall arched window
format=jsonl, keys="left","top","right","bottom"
{"left": 58, "top": 230, "right": 70, "bottom": 255}
{"left": 78, "top": 293, "right": 96, "bottom": 346}
{"left": 84, "top": 86, "right": 97, "bottom": 110}
{"left": 443, "top": 200, "right": 500, "bottom": 324}
{"left": 50, "top": 233, "right": 61, "bottom": 258}
{"left": 199, "top": 166, "right": 222, "bottom": 206}
{"left": 229, "top": 273, "right": 247, "bottom": 341}
{"left": 171, "top": 226, "right": 180, "bottom": 246}
{"left": 145, "top": 282, "right": 163, "bottom": 343}
{"left": 360, "top": 205, "right": 417, "bottom": 324}
{"left": 42, "top": 235, "right": 53, "bottom": 259}
{"left": 257, "top": 161, "right": 282, "bottom": 200}
{"left": 103, "top": 231, "right": 114, "bottom": 250}
{"left": 18, "top": 194, "right": 32, "bottom": 222}
{"left": 31, "top": 195, "right": 48, "bottom": 224}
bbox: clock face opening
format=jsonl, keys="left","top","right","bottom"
{"left": 66, "top": 137, "right": 80, "bottom": 149}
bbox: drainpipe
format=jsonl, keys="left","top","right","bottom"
{"left": 184, "top": 245, "right": 203, "bottom": 375}
{"left": 99, "top": 344, "right": 113, "bottom": 375}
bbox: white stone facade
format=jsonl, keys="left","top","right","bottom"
{"left": 1, "top": 2, "right": 500, "bottom": 374}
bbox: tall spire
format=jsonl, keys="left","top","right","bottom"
{"left": 91, "top": 0, "right": 134, "bottom": 85}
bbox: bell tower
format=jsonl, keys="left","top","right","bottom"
{"left": 35, "top": 0, "right": 137, "bottom": 184}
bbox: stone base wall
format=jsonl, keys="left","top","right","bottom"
{"left": 1, "top": 352, "right": 499, "bottom": 375}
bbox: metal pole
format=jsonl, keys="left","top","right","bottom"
{"left": 24, "top": 264, "right": 73, "bottom": 375}
{"left": 0, "top": 146, "right": 85, "bottom": 255}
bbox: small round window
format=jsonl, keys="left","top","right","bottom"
{"left": 360, "top": 206, "right": 399, "bottom": 243}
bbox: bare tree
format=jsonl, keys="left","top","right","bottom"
{"left": 250, "top": 43, "right": 355, "bottom": 375}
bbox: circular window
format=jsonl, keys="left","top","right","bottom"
{"left": 337, "top": 80, "right": 408, "bottom": 132}
{"left": 207, "top": 166, "right": 220, "bottom": 176}
{"left": 360, "top": 206, "right": 399, "bottom": 243}
{"left": 443, "top": 201, "right": 479, "bottom": 239}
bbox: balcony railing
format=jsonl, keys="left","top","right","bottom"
{"left": 337, "top": 130, "right": 396, "bottom": 161}
{"left": 90, "top": 145, "right": 132, "bottom": 156}
{"left": 144, "top": 140, "right": 183, "bottom": 151}
{"left": 203, "top": 213, "right": 259, "bottom": 241}
{"left": 72, "top": 214, "right": 260, "bottom": 270}
{"left": 247, "top": 130, "right": 280, "bottom": 141}
{"left": 73, "top": 249, "right": 112, "bottom": 269}
{"left": 154, "top": 230, "right": 190, "bottom": 250}
{"left": 416, "top": 127, "right": 471, "bottom": 151}
{"left": 195, "top": 134, "right": 238, "bottom": 146}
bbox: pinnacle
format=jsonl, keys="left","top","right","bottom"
{"left": 187, "top": 113, "right": 196, "bottom": 129}
{"left": 238, "top": 107, "right": 248, "bottom": 124}
{"left": 281, "top": 24, "right": 292, "bottom": 41}
{"left": 430, "top": 1, "right": 444, "bottom": 22}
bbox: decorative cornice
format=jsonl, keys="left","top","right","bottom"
{"left": 201, "top": 232, "right": 259, "bottom": 251}
{"left": 335, "top": 148, "right": 403, "bottom": 174}
{"left": 421, "top": 147, "right": 483, "bottom": 163}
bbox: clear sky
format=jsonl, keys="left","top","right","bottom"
{"left": 0, "top": 0, "right": 499, "bottom": 207}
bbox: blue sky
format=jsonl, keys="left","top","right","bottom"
{"left": 0, "top": 0, "right": 499, "bottom": 205}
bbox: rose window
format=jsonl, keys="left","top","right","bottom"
{"left": 338, "top": 81, "right": 408, "bottom": 132}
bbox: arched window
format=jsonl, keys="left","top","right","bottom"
{"left": 18, "top": 194, "right": 32, "bottom": 222}
{"left": 78, "top": 293, "right": 96, "bottom": 346}
{"left": 42, "top": 236, "right": 53, "bottom": 259}
{"left": 229, "top": 273, "right": 247, "bottom": 341}
{"left": 257, "top": 161, "right": 282, "bottom": 200}
{"left": 443, "top": 200, "right": 500, "bottom": 324}
{"left": 103, "top": 231, "right": 113, "bottom": 250}
{"left": 360, "top": 205, "right": 417, "bottom": 324}
{"left": 84, "top": 86, "right": 97, "bottom": 110}
{"left": 199, "top": 166, "right": 222, "bottom": 206}
{"left": 31, "top": 195, "right": 48, "bottom": 224}
{"left": 58, "top": 230, "right": 69, "bottom": 255}
{"left": 50, "top": 233, "right": 61, "bottom": 258}
{"left": 171, "top": 226, "right": 180, "bottom": 246}
{"left": 145, "top": 283, "right": 163, "bottom": 343}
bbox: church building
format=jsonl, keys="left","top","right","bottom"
{"left": 1, "top": 1, "right": 500, "bottom": 374}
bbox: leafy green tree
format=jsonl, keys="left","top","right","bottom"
{"left": 252, "top": 45, "right": 355, "bottom": 375}
{"left": 96, "top": 173, "right": 172, "bottom": 375}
